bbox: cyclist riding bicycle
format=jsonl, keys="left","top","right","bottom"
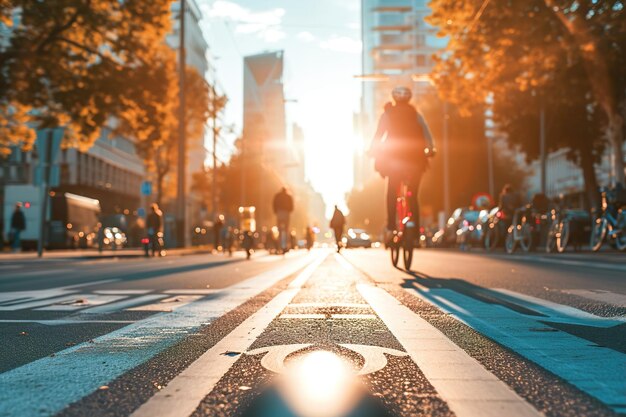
{"left": 272, "top": 187, "right": 294, "bottom": 252}
{"left": 369, "top": 86, "right": 436, "bottom": 241}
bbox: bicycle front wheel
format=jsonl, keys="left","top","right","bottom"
{"left": 590, "top": 217, "right": 607, "bottom": 252}
{"left": 556, "top": 219, "right": 570, "bottom": 253}
{"left": 390, "top": 244, "right": 400, "bottom": 267}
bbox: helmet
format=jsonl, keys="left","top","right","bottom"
{"left": 391, "top": 86, "right": 412, "bottom": 103}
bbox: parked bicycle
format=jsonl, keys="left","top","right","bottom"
{"left": 545, "top": 207, "right": 591, "bottom": 253}
{"left": 590, "top": 185, "right": 626, "bottom": 252}
{"left": 505, "top": 196, "right": 551, "bottom": 254}
{"left": 484, "top": 207, "right": 510, "bottom": 251}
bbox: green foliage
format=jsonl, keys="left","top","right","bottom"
{"left": 428, "top": 0, "right": 625, "bottom": 191}
{"left": 0, "top": 0, "right": 174, "bottom": 153}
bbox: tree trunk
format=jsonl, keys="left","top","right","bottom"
{"left": 579, "top": 148, "right": 600, "bottom": 211}
{"left": 156, "top": 171, "right": 165, "bottom": 206}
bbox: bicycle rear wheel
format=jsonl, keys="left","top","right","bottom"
{"left": 403, "top": 228, "right": 415, "bottom": 270}
{"left": 390, "top": 244, "right": 400, "bottom": 267}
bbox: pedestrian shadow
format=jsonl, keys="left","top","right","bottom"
{"left": 118, "top": 258, "right": 245, "bottom": 283}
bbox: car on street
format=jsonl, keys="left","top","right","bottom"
{"left": 343, "top": 228, "right": 372, "bottom": 248}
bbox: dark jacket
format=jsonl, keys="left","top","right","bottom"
{"left": 330, "top": 208, "right": 345, "bottom": 230}
{"left": 273, "top": 191, "right": 294, "bottom": 213}
{"left": 373, "top": 102, "right": 430, "bottom": 179}
{"left": 11, "top": 210, "right": 26, "bottom": 231}
{"left": 146, "top": 212, "right": 162, "bottom": 233}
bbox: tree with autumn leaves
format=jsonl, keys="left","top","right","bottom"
{"left": 428, "top": 0, "right": 625, "bottom": 206}
{"left": 0, "top": 0, "right": 215, "bottom": 203}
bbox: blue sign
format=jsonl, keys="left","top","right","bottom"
{"left": 141, "top": 181, "right": 152, "bottom": 196}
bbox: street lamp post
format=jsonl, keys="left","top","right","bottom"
{"left": 176, "top": 0, "right": 187, "bottom": 247}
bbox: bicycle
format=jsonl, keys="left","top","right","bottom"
{"left": 546, "top": 207, "right": 590, "bottom": 253}
{"left": 388, "top": 182, "right": 417, "bottom": 270}
{"left": 590, "top": 186, "right": 626, "bottom": 252}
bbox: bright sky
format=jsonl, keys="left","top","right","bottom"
{"left": 199, "top": 0, "right": 362, "bottom": 213}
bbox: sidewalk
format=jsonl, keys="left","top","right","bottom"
{"left": 0, "top": 245, "right": 217, "bottom": 261}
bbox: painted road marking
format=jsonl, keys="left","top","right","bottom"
{"left": 0, "top": 251, "right": 327, "bottom": 417}
{"left": 129, "top": 252, "right": 327, "bottom": 417}
{"left": 35, "top": 294, "right": 128, "bottom": 311}
{"left": 491, "top": 288, "right": 626, "bottom": 327}
{"left": 279, "top": 313, "right": 377, "bottom": 319}
{"left": 404, "top": 284, "right": 626, "bottom": 413}
{"left": 126, "top": 295, "right": 203, "bottom": 312}
{"left": 80, "top": 294, "right": 169, "bottom": 314}
{"left": 0, "top": 279, "right": 120, "bottom": 306}
{"left": 163, "top": 289, "right": 220, "bottom": 295}
{"left": 359, "top": 284, "right": 543, "bottom": 417}
{"left": 94, "top": 289, "right": 153, "bottom": 295}
{"left": 0, "top": 319, "right": 135, "bottom": 325}
{"left": 288, "top": 302, "right": 369, "bottom": 308}
{"left": 561, "top": 289, "right": 626, "bottom": 308}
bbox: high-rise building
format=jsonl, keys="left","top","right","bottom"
{"left": 243, "top": 51, "right": 287, "bottom": 173}
{"left": 356, "top": 0, "right": 444, "bottom": 187}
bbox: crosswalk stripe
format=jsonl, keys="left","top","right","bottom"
{"left": 126, "top": 295, "right": 203, "bottom": 312}
{"left": 404, "top": 284, "right": 626, "bottom": 413}
{"left": 129, "top": 253, "right": 327, "bottom": 417}
{"left": 0, "top": 251, "right": 326, "bottom": 417}
{"left": 80, "top": 294, "right": 169, "bottom": 314}
{"left": 359, "top": 284, "right": 543, "bottom": 417}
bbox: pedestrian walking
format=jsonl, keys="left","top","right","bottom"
{"left": 9, "top": 202, "right": 26, "bottom": 252}
{"left": 146, "top": 203, "right": 163, "bottom": 256}
{"left": 272, "top": 187, "right": 294, "bottom": 253}
{"left": 214, "top": 214, "right": 224, "bottom": 252}
{"left": 330, "top": 205, "right": 346, "bottom": 253}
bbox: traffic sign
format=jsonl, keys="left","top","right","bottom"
{"left": 141, "top": 181, "right": 152, "bottom": 196}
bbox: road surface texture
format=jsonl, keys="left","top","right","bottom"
{"left": 0, "top": 248, "right": 624, "bottom": 417}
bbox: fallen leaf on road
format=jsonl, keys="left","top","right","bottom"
{"left": 19, "top": 331, "right": 28, "bottom": 336}
{"left": 221, "top": 351, "right": 241, "bottom": 357}
{"left": 98, "top": 386, "right": 109, "bottom": 390}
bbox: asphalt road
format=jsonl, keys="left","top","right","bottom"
{"left": 0, "top": 248, "right": 624, "bottom": 417}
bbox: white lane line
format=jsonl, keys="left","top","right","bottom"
{"left": 331, "top": 314, "right": 377, "bottom": 319}
{"left": 491, "top": 288, "right": 626, "bottom": 327}
{"left": 0, "top": 251, "right": 327, "bottom": 417}
{"left": 127, "top": 295, "right": 203, "bottom": 312}
{"left": 0, "top": 319, "right": 135, "bottom": 325}
{"left": 403, "top": 285, "right": 626, "bottom": 413}
{"left": 561, "top": 289, "right": 626, "bottom": 308}
{"left": 0, "top": 279, "right": 120, "bottom": 305}
{"left": 163, "top": 289, "right": 220, "bottom": 295}
{"left": 80, "top": 294, "right": 169, "bottom": 314}
{"left": 36, "top": 295, "right": 128, "bottom": 311}
{"left": 359, "top": 284, "right": 543, "bottom": 417}
{"left": 288, "top": 302, "right": 369, "bottom": 308}
{"left": 278, "top": 313, "right": 377, "bottom": 320}
{"left": 94, "top": 289, "right": 153, "bottom": 295}
{"left": 130, "top": 252, "right": 327, "bottom": 417}
{"left": 0, "top": 294, "right": 88, "bottom": 311}
{"left": 280, "top": 313, "right": 326, "bottom": 319}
